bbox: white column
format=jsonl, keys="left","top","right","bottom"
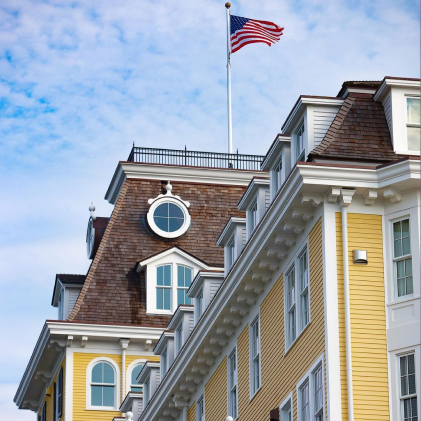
{"left": 120, "top": 339, "right": 130, "bottom": 402}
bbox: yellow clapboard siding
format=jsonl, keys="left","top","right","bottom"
{"left": 336, "top": 213, "right": 389, "bottom": 421}
{"left": 236, "top": 218, "right": 326, "bottom": 421}
{"left": 204, "top": 357, "right": 227, "bottom": 421}
{"left": 187, "top": 402, "right": 196, "bottom": 421}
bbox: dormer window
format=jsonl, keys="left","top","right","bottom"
{"left": 295, "top": 120, "right": 305, "bottom": 161}
{"left": 177, "top": 265, "right": 192, "bottom": 306}
{"left": 407, "top": 97, "right": 420, "bottom": 151}
{"left": 248, "top": 199, "right": 258, "bottom": 235}
{"left": 227, "top": 236, "right": 235, "bottom": 268}
{"left": 156, "top": 265, "right": 172, "bottom": 311}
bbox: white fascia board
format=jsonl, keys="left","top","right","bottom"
{"left": 46, "top": 321, "right": 165, "bottom": 341}
{"left": 261, "top": 136, "right": 291, "bottom": 171}
{"left": 282, "top": 97, "right": 344, "bottom": 134}
{"left": 137, "top": 361, "right": 160, "bottom": 383}
{"left": 137, "top": 247, "right": 213, "bottom": 271}
{"left": 154, "top": 332, "right": 174, "bottom": 355}
{"left": 14, "top": 324, "right": 50, "bottom": 408}
{"left": 187, "top": 270, "right": 224, "bottom": 297}
{"left": 374, "top": 78, "right": 421, "bottom": 102}
{"left": 105, "top": 162, "right": 266, "bottom": 205}
{"left": 120, "top": 391, "right": 143, "bottom": 412}
{"left": 237, "top": 178, "right": 270, "bottom": 210}
{"left": 167, "top": 306, "right": 194, "bottom": 330}
{"left": 216, "top": 217, "right": 246, "bottom": 246}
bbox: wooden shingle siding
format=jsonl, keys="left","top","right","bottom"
{"left": 205, "top": 357, "right": 227, "bottom": 421}
{"left": 336, "top": 213, "right": 389, "bottom": 421}
{"left": 236, "top": 218, "right": 326, "bottom": 420}
{"left": 313, "top": 109, "right": 338, "bottom": 148}
{"left": 187, "top": 401, "right": 196, "bottom": 421}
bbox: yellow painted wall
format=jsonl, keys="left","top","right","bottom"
{"left": 236, "top": 218, "right": 326, "bottom": 420}
{"left": 38, "top": 359, "right": 66, "bottom": 421}
{"left": 336, "top": 213, "right": 389, "bottom": 420}
{"left": 187, "top": 401, "right": 196, "bottom": 421}
{"left": 72, "top": 352, "right": 159, "bottom": 421}
{"left": 204, "top": 357, "right": 227, "bottom": 421}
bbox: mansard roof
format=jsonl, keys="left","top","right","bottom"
{"left": 68, "top": 178, "right": 246, "bottom": 326}
{"left": 309, "top": 94, "right": 400, "bottom": 163}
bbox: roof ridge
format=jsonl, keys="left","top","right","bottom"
{"left": 67, "top": 181, "right": 130, "bottom": 322}
{"left": 311, "top": 97, "right": 356, "bottom": 155}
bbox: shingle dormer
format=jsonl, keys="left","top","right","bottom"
{"left": 237, "top": 178, "right": 270, "bottom": 240}
{"left": 216, "top": 217, "right": 247, "bottom": 276}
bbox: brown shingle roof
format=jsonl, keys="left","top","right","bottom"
{"left": 68, "top": 179, "right": 246, "bottom": 326}
{"left": 310, "top": 95, "right": 400, "bottom": 162}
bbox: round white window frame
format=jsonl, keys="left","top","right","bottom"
{"left": 147, "top": 197, "right": 191, "bottom": 239}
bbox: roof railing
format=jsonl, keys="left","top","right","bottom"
{"left": 127, "top": 146, "right": 263, "bottom": 171}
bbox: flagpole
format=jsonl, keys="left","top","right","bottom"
{"left": 225, "top": 2, "right": 233, "bottom": 157}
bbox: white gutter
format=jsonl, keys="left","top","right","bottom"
{"left": 339, "top": 189, "right": 355, "bottom": 421}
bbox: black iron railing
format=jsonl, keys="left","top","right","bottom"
{"left": 127, "top": 146, "right": 263, "bottom": 171}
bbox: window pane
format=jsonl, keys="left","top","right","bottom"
{"left": 403, "top": 237, "right": 411, "bottom": 256}
{"left": 402, "top": 219, "right": 410, "bottom": 237}
{"left": 398, "top": 279, "right": 406, "bottom": 297}
{"left": 406, "top": 259, "right": 413, "bottom": 276}
{"left": 394, "top": 239, "right": 402, "bottom": 258}
{"left": 177, "top": 289, "right": 185, "bottom": 306}
{"left": 157, "top": 288, "right": 163, "bottom": 309}
{"left": 169, "top": 217, "right": 184, "bottom": 232}
{"left": 103, "top": 363, "right": 114, "bottom": 383}
{"left": 393, "top": 221, "right": 401, "bottom": 240}
{"left": 185, "top": 267, "right": 192, "bottom": 286}
{"left": 131, "top": 364, "right": 144, "bottom": 384}
{"left": 157, "top": 266, "right": 163, "bottom": 286}
{"left": 164, "top": 265, "right": 171, "bottom": 286}
{"left": 164, "top": 288, "right": 171, "bottom": 310}
{"left": 407, "top": 98, "right": 420, "bottom": 124}
{"left": 92, "top": 363, "right": 102, "bottom": 383}
{"left": 169, "top": 203, "right": 184, "bottom": 218}
{"left": 397, "top": 260, "right": 405, "bottom": 278}
{"left": 131, "top": 386, "right": 143, "bottom": 392}
{"left": 407, "top": 277, "right": 414, "bottom": 295}
{"left": 155, "top": 203, "right": 169, "bottom": 217}
{"left": 407, "top": 127, "right": 420, "bottom": 151}
{"left": 91, "top": 385, "right": 102, "bottom": 406}
{"left": 103, "top": 385, "right": 114, "bottom": 407}
{"left": 178, "top": 266, "right": 185, "bottom": 287}
{"left": 154, "top": 216, "right": 169, "bottom": 232}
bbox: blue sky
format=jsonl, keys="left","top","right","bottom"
{"left": 0, "top": 0, "right": 419, "bottom": 418}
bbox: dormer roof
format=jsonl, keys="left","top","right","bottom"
{"left": 137, "top": 361, "right": 160, "bottom": 384}
{"left": 237, "top": 177, "right": 270, "bottom": 210}
{"left": 167, "top": 305, "right": 194, "bottom": 330}
{"left": 119, "top": 391, "right": 143, "bottom": 413}
{"left": 154, "top": 331, "right": 174, "bottom": 355}
{"left": 216, "top": 217, "right": 246, "bottom": 247}
{"left": 187, "top": 269, "right": 224, "bottom": 298}
{"left": 261, "top": 134, "right": 291, "bottom": 170}
{"left": 51, "top": 274, "right": 86, "bottom": 306}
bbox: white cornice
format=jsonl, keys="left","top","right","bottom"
{"left": 216, "top": 217, "right": 246, "bottom": 246}
{"left": 237, "top": 178, "right": 270, "bottom": 210}
{"left": 105, "top": 163, "right": 266, "bottom": 204}
{"left": 374, "top": 78, "right": 421, "bottom": 102}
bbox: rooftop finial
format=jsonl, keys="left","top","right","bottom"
{"left": 89, "top": 202, "right": 96, "bottom": 220}
{"left": 165, "top": 181, "right": 173, "bottom": 195}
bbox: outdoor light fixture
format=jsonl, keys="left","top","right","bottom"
{"left": 353, "top": 250, "right": 368, "bottom": 264}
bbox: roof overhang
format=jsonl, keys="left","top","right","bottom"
{"left": 167, "top": 306, "right": 194, "bottom": 330}
{"left": 187, "top": 270, "right": 224, "bottom": 298}
{"left": 374, "top": 77, "right": 421, "bottom": 102}
{"left": 216, "top": 217, "right": 246, "bottom": 247}
{"left": 105, "top": 162, "right": 266, "bottom": 205}
{"left": 137, "top": 361, "right": 160, "bottom": 384}
{"left": 261, "top": 135, "right": 291, "bottom": 171}
{"left": 120, "top": 391, "right": 143, "bottom": 413}
{"left": 154, "top": 331, "right": 174, "bottom": 355}
{"left": 237, "top": 177, "right": 270, "bottom": 210}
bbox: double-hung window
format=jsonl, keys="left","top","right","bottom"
{"left": 393, "top": 219, "right": 413, "bottom": 297}
{"left": 299, "top": 249, "right": 309, "bottom": 330}
{"left": 177, "top": 265, "right": 192, "bottom": 306}
{"left": 295, "top": 121, "right": 305, "bottom": 161}
{"left": 286, "top": 266, "right": 296, "bottom": 347}
{"left": 227, "top": 237, "right": 235, "bottom": 268}
{"left": 197, "top": 395, "right": 205, "bottom": 421}
{"left": 300, "top": 381, "right": 310, "bottom": 421}
{"left": 298, "top": 359, "right": 324, "bottom": 421}
{"left": 248, "top": 199, "right": 258, "bottom": 235}
{"left": 400, "top": 353, "right": 417, "bottom": 421}
{"left": 250, "top": 316, "right": 261, "bottom": 396}
{"left": 91, "top": 361, "right": 116, "bottom": 408}
{"left": 314, "top": 365, "right": 323, "bottom": 421}
{"left": 407, "top": 98, "right": 420, "bottom": 151}
{"left": 157, "top": 265, "right": 172, "bottom": 310}
{"left": 228, "top": 349, "right": 238, "bottom": 419}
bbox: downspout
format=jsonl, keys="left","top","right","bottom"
{"left": 339, "top": 189, "right": 355, "bottom": 421}
{"left": 120, "top": 339, "right": 130, "bottom": 403}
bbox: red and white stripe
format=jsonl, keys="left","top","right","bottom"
{"left": 231, "top": 19, "right": 284, "bottom": 53}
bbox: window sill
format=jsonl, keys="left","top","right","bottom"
{"left": 387, "top": 294, "right": 420, "bottom": 307}
{"left": 249, "top": 386, "right": 262, "bottom": 403}
{"left": 146, "top": 310, "right": 173, "bottom": 316}
{"left": 85, "top": 406, "right": 119, "bottom": 411}
{"left": 284, "top": 322, "right": 311, "bottom": 357}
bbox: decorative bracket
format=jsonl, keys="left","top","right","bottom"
{"left": 383, "top": 188, "right": 402, "bottom": 203}
{"left": 328, "top": 187, "right": 342, "bottom": 203}
{"left": 301, "top": 194, "right": 323, "bottom": 207}
{"left": 364, "top": 190, "right": 378, "bottom": 206}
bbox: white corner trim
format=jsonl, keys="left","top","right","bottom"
{"left": 86, "top": 356, "right": 121, "bottom": 411}
{"left": 65, "top": 348, "right": 74, "bottom": 421}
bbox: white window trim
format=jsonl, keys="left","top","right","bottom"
{"left": 126, "top": 359, "right": 147, "bottom": 394}
{"left": 284, "top": 243, "right": 311, "bottom": 353}
{"left": 249, "top": 314, "right": 262, "bottom": 400}
{"left": 391, "top": 216, "right": 414, "bottom": 300}
{"left": 279, "top": 391, "right": 294, "bottom": 421}
{"left": 197, "top": 394, "right": 205, "bottom": 421}
{"left": 86, "top": 357, "right": 120, "bottom": 411}
{"left": 397, "top": 350, "right": 418, "bottom": 421}
{"left": 405, "top": 96, "right": 420, "bottom": 154}
{"left": 227, "top": 346, "right": 238, "bottom": 420}
{"left": 156, "top": 263, "right": 173, "bottom": 312}
{"left": 296, "top": 354, "right": 325, "bottom": 421}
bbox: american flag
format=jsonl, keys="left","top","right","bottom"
{"left": 230, "top": 15, "right": 284, "bottom": 53}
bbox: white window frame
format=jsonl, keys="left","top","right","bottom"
{"left": 228, "top": 347, "right": 238, "bottom": 420}
{"left": 249, "top": 314, "right": 261, "bottom": 399}
{"left": 86, "top": 357, "right": 120, "bottom": 411}
{"left": 406, "top": 96, "right": 420, "bottom": 153}
{"left": 197, "top": 394, "right": 205, "bottom": 421}
{"left": 295, "top": 120, "right": 305, "bottom": 161}
{"left": 126, "top": 359, "right": 146, "bottom": 394}
{"left": 392, "top": 217, "right": 413, "bottom": 299}
{"left": 398, "top": 351, "right": 418, "bottom": 421}
{"left": 176, "top": 264, "right": 193, "bottom": 307}
{"left": 285, "top": 244, "right": 311, "bottom": 351}
{"left": 247, "top": 198, "right": 258, "bottom": 237}
{"left": 296, "top": 355, "right": 325, "bottom": 421}
{"left": 156, "top": 264, "right": 173, "bottom": 311}
{"left": 280, "top": 392, "right": 293, "bottom": 421}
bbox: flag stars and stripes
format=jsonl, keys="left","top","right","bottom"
{"left": 230, "top": 14, "right": 284, "bottom": 53}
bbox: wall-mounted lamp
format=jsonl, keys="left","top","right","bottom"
{"left": 353, "top": 250, "right": 368, "bottom": 264}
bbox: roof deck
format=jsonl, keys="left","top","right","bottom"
{"left": 127, "top": 146, "right": 264, "bottom": 171}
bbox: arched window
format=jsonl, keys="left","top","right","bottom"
{"left": 130, "top": 363, "right": 144, "bottom": 392}
{"left": 91, "top": 361, "right": 116, "bottom": 407}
